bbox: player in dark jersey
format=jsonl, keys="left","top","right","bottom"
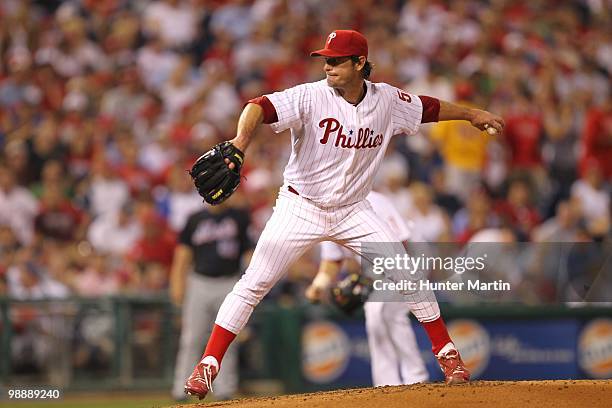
{"left": 170, "top": 201, "right": 251, "bottom": 401}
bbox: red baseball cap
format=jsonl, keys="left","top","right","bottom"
{"left": 310, "top": 30, "right": 368, "bottom": 58}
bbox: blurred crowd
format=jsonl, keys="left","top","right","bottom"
{"left": 0, "top": 0, "right": 610, "bottom": 303}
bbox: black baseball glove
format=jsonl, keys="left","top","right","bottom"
{"left": 189, "top": 141, "right": 245, "bottom": 205}
{"left": 330, "top": 273, "right": 373, "bottom": 315}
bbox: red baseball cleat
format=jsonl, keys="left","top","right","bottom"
{"left": 184, "top": 356, "right": 219, "bottom": 400}
{"left": 436, "top": 343, "right": 470, "bottom": 385}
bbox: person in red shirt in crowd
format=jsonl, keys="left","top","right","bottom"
{"left": 33, "top": 63, "right": 66, "bottom": 113}
{"left": 129, "top": 209, "right": 176, "bottom": 270}
{"left": 580, "top": 95, "right": 612, "bottom": 179}
{"left": 503, "top": 93, "right": 544, "bottom": 171}
{"left": 495, "top": 177, "right": 541, "bottom": 240}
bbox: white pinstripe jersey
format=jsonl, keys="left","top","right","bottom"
{"left": 266, "top": 79, "right": 423, "bottom": 207}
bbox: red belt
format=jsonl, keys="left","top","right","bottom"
{"left": 288, "top": 186, "right": 299, "bottom": 195}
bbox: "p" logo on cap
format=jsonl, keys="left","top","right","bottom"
{"left": 327, "top": 32, "right": 337, "bottom": 44}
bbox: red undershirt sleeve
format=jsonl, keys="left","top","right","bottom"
{"left": 247, "top": 96, "right": 278, "bottom": 124}
{"left": 418, "top": 95, "right": 440, "bottom": 123}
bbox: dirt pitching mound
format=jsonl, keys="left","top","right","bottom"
{"left": 171, "top": 380, "right": 612, "bottom": 408}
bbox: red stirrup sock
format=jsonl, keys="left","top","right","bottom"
{"left": 202, "top": 324, "right": 237, "bottom": 365}
{"left": 421, "top": 317, "right": 453, "bottom": 355}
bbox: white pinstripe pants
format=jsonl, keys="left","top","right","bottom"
{"left": 216, "top": 189, "right": 440, "bottom": 334}
{"left": 364, "top": 302, "right": 428, "bottom": 386}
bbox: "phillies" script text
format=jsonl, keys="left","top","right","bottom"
{"left": 318, "top": 117, "right": 383, "bottom": 149}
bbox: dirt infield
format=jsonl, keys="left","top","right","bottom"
{"left": 171, "top": 380, "right": 612, "bottom": 408}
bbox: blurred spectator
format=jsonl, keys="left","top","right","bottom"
{"left": 42, "top": 243, "right": 74, "bottom": 295}
{"left": 430, "top": 83, "right": 493, "bottom": 202}
{"left": 0, "top": 272, "right": 6, "bottom": 296}
{"left": 0, "top": 47, "right": 36, "bottom": 108}
{"left": 494, "top": 177, "right": 541, "bottom": 240}
{"left": 137, "top": 36, "right": 180, "bottom": 91}
{"left": 73, "top": 253, "right": 120, "bottom": 297}
{"left": 129, "top": 210, "right": 176, "bottom": 271}
{"left": 542, "top": 99, "right": 578, "bottom": 198}
{"left": 398, "top": 0, "right": 447, "bottom": 55}
{"left": 139, "top": 130, "right": 179, "bottom": 182}
{"left": 570, "top": 160, "right": 610, "bottom": 226}
{"left": 503, "top": 93, "right": 544, "bottom": 171}
{"left": 200, "top": 61, "right": 241, "bottom": 128}
{"left": 232, "top": 24, "right": 280, "bottom": 81}
{"left": 100, "top": 68, "right": 148, "bottom": 124}
{"left": 210, "top": 0, "right": 253, "bottom": 42}
{"left": 430, "top": 167, "right": 462, "bottom": 216}
{"left": 264, "top": 43, "right": 307, "bottom": 92}
{"left": 65, "top": 119, "right": 95, "bottom": 180}
{"left": 30, "top": 159, "right": 71, "bottom": 199}
{"left": 87, "top": 203, "right": 141, "bottom": 256}
{"left": 7, "top": 249, "right": 68, "bottom": 300}
{"left": 405, "top": 182, "right": 451, "bottom": 242}
{"left": 580, "top": 95, "right": 612, "bottom": 179}
{"left": 0, "top": 163, "right": 38, "bottom": 245}
{"left": 453, "top": 187, "right": 499, "bottom": 243}
{"left": 27, "top": 116, "right": 67, "bottom": 183}
{"left": 407, "top": 64, "right": 454, "bottom": 103}
{"left": 87, "top": 154, "right": 130, "bottom": 218}
{"left": 532, "top": 199, "right": 583, "bottom": 242}
{"left": 31, "top": 63, "right": 64, "bottom": 112}
{"left": 140, "top": 262, "right": 168, "bottom": 294}
{"left": 34, "top": 184, "right": 87, "bottom": 242}
{"left": 377, "top": 157, "right": 412, "bottom": 220}
{"left": 4, "top": 140, "right": 35, "bottom": 186}
{"left": 154, "top": 164, "right": 203, "bottom": 232}
{"left": 132, "top": 94, "right": 166, "bottom": 145}
{"left": 0, "top": 225, "right": 16, "bottom": 294}
{"left": 61, "top": 76, "right": 92, "bottom": 119}
{"left": 468, "top": 228, "right": 516, "bottom": 244}
{"left": 113, "top": 133, "right": 156, "bottom": 195}
{"left": 159, "top": 55, "right": 199, "bottom": 115}
{"left": 143, "top": 0, "right": 200, "bottom": 50}
{"left": 46, "top": 16, "right": 110, "bottom": 77}
{"left": 202, "top": 28, "right": 234, "bottom": 71}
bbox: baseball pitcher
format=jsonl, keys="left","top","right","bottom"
{"left": 185, "top": 29, "right": 504, "bottom": 399}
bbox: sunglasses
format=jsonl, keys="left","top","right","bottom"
{"left": 324, "top": 56, "right": 356, "bottom": 66}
